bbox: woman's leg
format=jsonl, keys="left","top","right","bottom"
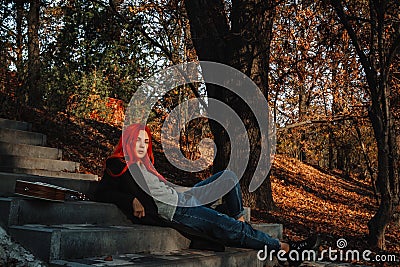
{"left": 192, "top": 170, "right": 244, "bottom": 220}
{"left": 173, "top": 204, "right": 280, "bottom": 251}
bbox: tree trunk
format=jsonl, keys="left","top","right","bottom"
{"left": 298, "top": 83, "right": 308, "bottom": 163}
{"left": 354, "top": 122, "right": 379, "bottom": 205}
{"left": 27, "top": 0, "right": 41, "bottom": 107}
{"left": 367, "top": 97, "right": 399, "bottom": 249}
{"left": 336, "top": 148, "right": 344, "bottom": 171}
{"left": 230, "top": 0, "right": 276, "bottom": 209}
{"left": 368, "top": 192, "right": 394, "bottom": 249}
{"left": 184, "top": 0, "right": 276, "bottom": 210}
{"left": 329, "top": 0, "right": 400, "bottom": 248}
{"left": 15, "top": 0, "right": 24, "bottom": 98}
{"left": 328, "top": 130, "right": 335, "bottom": 170}
{"left": 183, "top": 0, "right": 231, "bottom": 174}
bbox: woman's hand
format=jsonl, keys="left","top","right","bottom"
{"left": 132, "top": 198, "right": 145, "bottom": 218}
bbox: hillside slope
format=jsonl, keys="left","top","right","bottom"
{"left": 264, "top": 155, "right": 399, "bottom": 259}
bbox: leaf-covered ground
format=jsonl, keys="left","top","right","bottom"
{"left": 1, "top": 104, "right": 399, "bottom": 265}
{"left": 258, "top": 155, "right": 400, "bottom": 265}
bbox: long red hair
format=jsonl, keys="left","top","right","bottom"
{"left": 106, "top": 123, "right": 166, "bottom": 182}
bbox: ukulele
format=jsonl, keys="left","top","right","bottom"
{"left": 15, "top": 180, "right": 89, "bottom": 202}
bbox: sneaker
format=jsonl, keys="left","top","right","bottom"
{"left": 289, "top": 235, "right": 320, "bottom": 252}
{"left": 283, "top": 235, "right": 321, "bottom": 267}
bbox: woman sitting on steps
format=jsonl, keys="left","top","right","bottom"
{"left": 95, "top": 123, "right": 319, "bottom": 264}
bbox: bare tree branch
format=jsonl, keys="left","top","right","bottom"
{"left": 329, "top": 0, "right": 377, "bottom": 95}
{"left": 278, "top": 115, "right": 369, "bottom": 131}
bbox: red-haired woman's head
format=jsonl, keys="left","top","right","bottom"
{"left": 107, "top": 123, "right": 165, "bottom": 181}
{"left": 110, "top": 124, "right": 154, "bottom": 165}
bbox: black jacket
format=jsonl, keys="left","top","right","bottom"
{"left": 94, "top": 158, "right": 225, "bottom": 251}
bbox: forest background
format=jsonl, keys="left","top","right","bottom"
{"left": 0, "top": 0, "right": 399, "bottom": 260}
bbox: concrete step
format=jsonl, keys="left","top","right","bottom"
{"left": 0, "top": 167, "right": 97, "bottom": 180}
{"left": 0, "top": 127, "right": 46, "bottom": 146}
{"left": 0, "top": 172, "right": 98, "bottom": 198}
{"left": 0, "top": 155, "right": 79, "bottom": 172}
{"left": 0, "top": 141, "right": 62, "bottom": 159}
{"left": 0, "top": 197, "right": 131, "bottom": 228}
{"left": 0, "top": 197, "right": 283, "bottom": 236}
{"left": 50, "top": 247, "right": 263, "bottom": 267}
{"left": 9, "top": 224, "right": 191, "bottom": 261}
{"left": 0, "top": 118, "right": 32, "bottom": 131}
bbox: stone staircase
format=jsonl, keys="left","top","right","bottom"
{"left": 0, "top": 118, "right": 98, "bottom": 180}
{"left": 0, "top": 118, "right": 283, "bottom": 266}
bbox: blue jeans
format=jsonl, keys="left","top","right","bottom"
{"left": 173, "top": 170, "right": 281, "bottom": 251}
